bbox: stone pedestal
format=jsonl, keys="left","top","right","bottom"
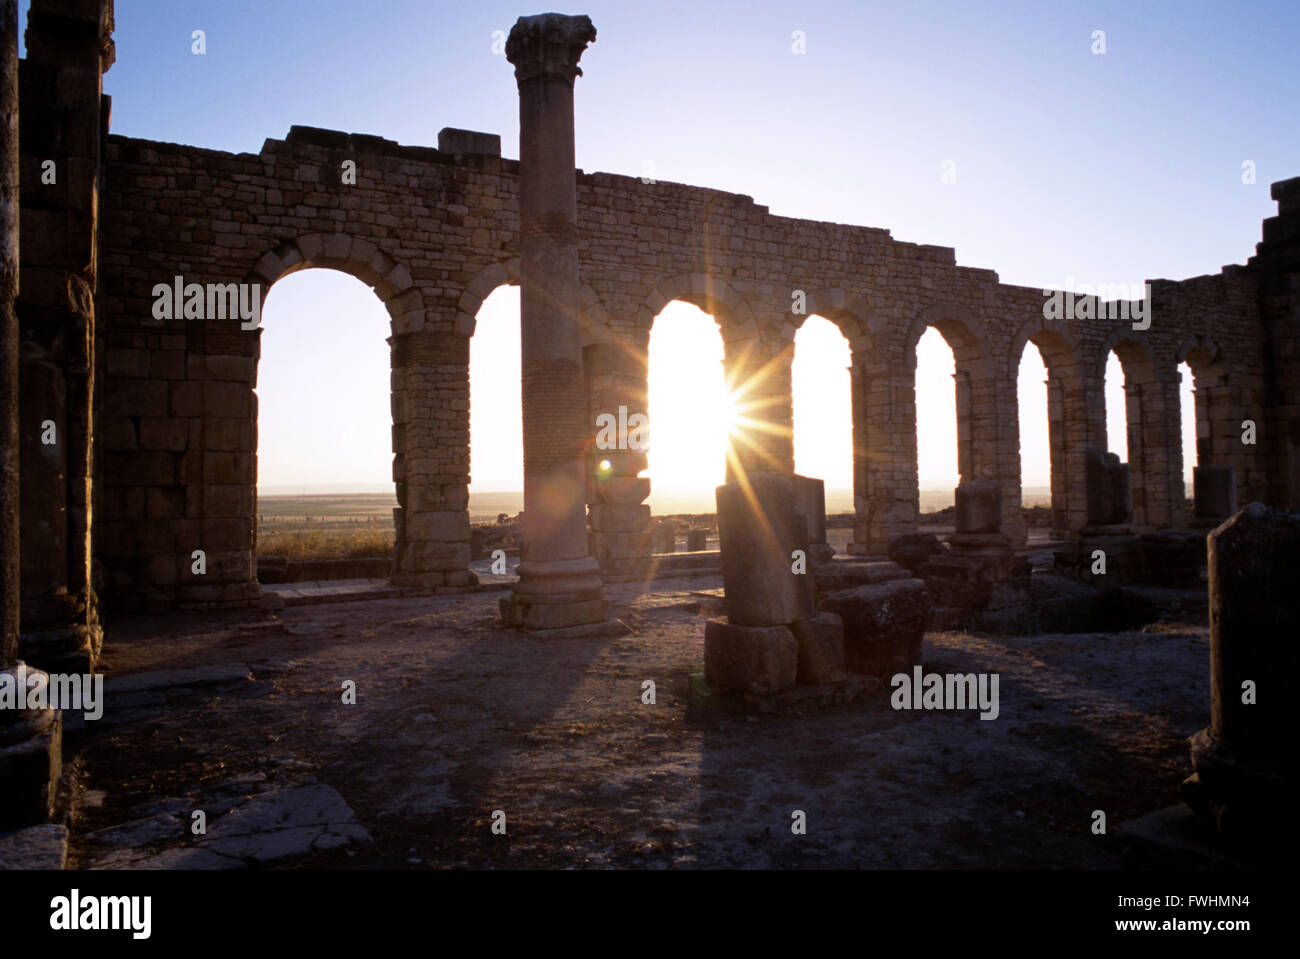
{"left": 500, "top": 13, "right": 606, "bottom": 630}
{"left": 587, "top": 449, "right": 651, "bottom": 579}
{"left": 703, "top": 620, "right": 797, "bottom": 695}
{"left": 1181, "top": 504, "right": 1298, "bottom": 844}
{"left": 920, "top": 480, "right": 1029, "bottom": 623}
{"left": 1193, "top": 465, "right": 1237, "bottom": 527}
{"left": 1084, "top": 445, "right": 1132, "bottom": 526}
{"left": 1053, "top": 447, "right": 1142, "bottom": 583}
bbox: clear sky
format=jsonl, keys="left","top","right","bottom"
{"left": 48, "top": 1, "right": 1296, "bottom": 501}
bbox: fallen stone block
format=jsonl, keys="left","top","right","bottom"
{"left": 818, "top": 578, "right": 930, "bottom": 677}
{"left": 887, "top": 532, "right": 943, "bottom": 574}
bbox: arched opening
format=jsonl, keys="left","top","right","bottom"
{"left": 1101, "top": 338, "right": 1161, "bottom": 527}
{"left": 467, "top": 283, "right": 524, "bottom": 570}
{"left": 646, "top": 301, "right": 733, "bottom": 534}
{"left": 256, "top": 268, "right": 395, "bottom": 569}
{"left": 915, "top": 327, "right": 959, "bottom": 516}
{"left": 468, "top": 285, "right": 524, "bottom": 513}
{"left": 1178, "top": 361, "right": 1196, "bottom": 503}
{"left": 1104, "top": 350, "right": 1129, "bottom": 463}
{"left": 1017, "top": 341, "right": 1051, "bottom": 536}
{"left": 792, "top": 315, "right": 852, "bottom": 514}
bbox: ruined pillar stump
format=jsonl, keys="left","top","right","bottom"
{"left": 1053, "top": 446, "right": 1143, "bottom": 583}
{"left": 1181, "top": 503, "right": 1298, "bottom": 845}
{"left": 920, "top": 479, "right": 1030, "bottom": 629}
{"left": 1193, "top": 464, "right": 1237, "bottom": 527}
{"left": 499, "top": 13, "right": 607, "bottom": 631}
{"left": 705, "top": 471, "right": 814, "bottom": 694}
{"left": 793, "top": 473, "right": 834, "bottom": 565}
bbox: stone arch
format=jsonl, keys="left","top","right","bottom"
{"left": 1098, "top": 329, "right": 1172, "bottom": 528}
{"left": 902, "top": 302, "right": 997, "bottom": 520}
{"left": 641, "top": 272, "right": 759, "bottom": 340}
{"left": 1173, "top": 334, "right": 1231, "bottom": 491}
{"left": 1010, "top": 317, "right": 1087, "bottom": 537}
{"left": 788, "top": 290, "right": 876, "bottom": 551}
{"left": 903, "top": 302, "right": 994, "bottom": 378}
{"left": 246, "top": 232, "right": 424, "bottom": 334}
{"left": 790, "top": 288, "right": 878, "bottom": 355}
{"left": 456, "top": 257, "right": 611, "bottom": 345}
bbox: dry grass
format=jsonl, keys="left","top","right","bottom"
{"left": 257, "top": 526, "right": 394, "bottom": 562}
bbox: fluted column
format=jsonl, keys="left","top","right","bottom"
{"left": 500, "top": 13, "right": 607, "bottom": 629}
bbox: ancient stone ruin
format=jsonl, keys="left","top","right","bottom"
{"left": 1, "top": 1, "right": 1297, "bottom": 882}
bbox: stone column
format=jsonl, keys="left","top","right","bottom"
{"left": 1182, "top": 503, "right": 1297, "bottom": 841}
{"left": 1, "top": 0, "right": 18, "bottom": 668}
{"left": 500, "top": 13, "right": 606, "bottom": 630}
{"left": 0, "top": 0, "right": 61, "bottom": 829}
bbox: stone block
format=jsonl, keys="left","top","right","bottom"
{"left": 438, "top": 128, "right": 502, "bottom": 156}
{"left": 403, "top": 510, "right": 470, "bottom": 542}
{"left": 955, "top": 478, "right": 1001, "bottom": 534}
{"left": 588, "top": 503, "right": 650, "bottom": 532}
{"left": 716, "top": 472, "right": 812, "bottom": 626}
{"left": 790, "top": 613, "right": 847, "bottom": 685}
{"left": 1193, "top": 465, "right": 1237, "bottom": 522}
{"left": 818, "top": 578, "right": 930, "bottom": 677}
{"left": 1084, "top": 445, "right": 1132, "bottom": 526}
{"left": 499, "top": 596, "right": 608, "bottom": 630}
{"left": 792, "top": 473, "right": 828, "bottom": 544}
{"left": 594, "top": 475, "right": 650, "bottom": 505}
{"left": 887, "top": 532, "right": 943, "bottom": 573}
{"left": 401, "top": 540, "right": 470, "bottom": 572}
{"left": 703, "top": 620, "right": 798, "bottom": 694}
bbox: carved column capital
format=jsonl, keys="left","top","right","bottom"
{"left": 506, "top": 13, "right": 596, "bottom": 85}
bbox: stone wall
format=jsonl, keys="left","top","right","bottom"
{"left": 91, "top": 119, "right": 1290, "bottom": 608}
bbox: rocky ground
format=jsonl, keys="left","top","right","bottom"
{"left": 48, "top": 567, "right": 1222, "bottom": 870}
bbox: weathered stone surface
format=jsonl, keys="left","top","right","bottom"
{"left": 8, "top": 0, "right": 1296, "bottom": 628}
{"left": 792, "top": 474, "right": 828, "bottom": 545}
{"left": 955, "top": 478, "right": 1001, "bottom": 535}
{"left": 0, "top": 823, "right": 67, "bottom": 870}
{"left": 790, "top": 612, "right": 847, "bottom": 685}
{"left": 703, "top": 619, "right": 797, "bottom": 694}
{"left": 716, "top": 472, "right": 812, "bottom": 626}
{"left": 107, "top": 663, "right": 253, "bottom": 694}
{"left": 887, "top": 532, "right": 943, "bottom": 573}
{"left": 499, "top": 595, "right": 608, "bottom": 630}
{"left": 1193, "top": 465, "right": 1237, "bottom": 523}
{"left": 818, "top": 578, "right": 930, "bottom": 677}
{"left": 503, "top": 11, "right": 605, "bottom": 630}
{"left": 1182, "top": 503, "right": 1300, "bottom": 840}
{"left": 1084, "top": 446, "right": 1132, "bottom": 527}
{"left": 201, "top": 784, "right": 372, "bottom": 863}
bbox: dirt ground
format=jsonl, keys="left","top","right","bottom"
{"left": 62, "top": 571, "right": 1215, "bottom": 869}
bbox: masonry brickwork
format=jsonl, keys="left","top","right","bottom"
{"left": 9, "top": 0, "right": 1299, "bottom": 625}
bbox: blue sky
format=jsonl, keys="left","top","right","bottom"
{"left": 76, "top": 0, "right": 1299, "bottom": 287}
{"left": 28, "top": 1, "right": 1296, "bottom": 498}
